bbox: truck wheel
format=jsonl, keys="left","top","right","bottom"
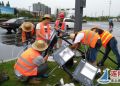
{"left": 7, "top": 29, "right": 12, "bottom": 34}
{"left": 13, "top": 28, "right": 17, "bottom": 33}
{"left": 66, "top": 25, "right": 69, "bottom": 30}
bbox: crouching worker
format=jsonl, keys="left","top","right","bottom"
{"left": 91, "top": 27, "right": 120, "bottom": 69}
{"left": 70, "top": 30, "right": 102, "bottom": 65}
{"left": 14, "top": 40, "right": 49, "bottom": 84}
{"left": 20, "top": 22, "right": 35, "bottom": 50}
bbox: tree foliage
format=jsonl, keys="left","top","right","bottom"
{"left": 6, "top": 1, "right": 10, "bottom": 7}
{"left": 18, "top": 10, "right": 33, "bottom": 18}
{"left": 0, "top": 2, "right": 2, "bottom": 6}
{"left": 1, "top": 1, "right": 4, "bottom": 6}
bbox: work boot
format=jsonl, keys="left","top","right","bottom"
{"left": 28, "top": 78, "right": 41, "bottom": 84}
{"left": 39, "top": 74, "right": 49, "bottom": 78}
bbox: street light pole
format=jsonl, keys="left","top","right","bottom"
{"left": 102, "top": 10, "right": 104, "bottom": 17}
{"left": 109, "top": 0, "right": 111, "bottom": 18}
{"left": 74, "top": 0, "right": 86, "bottom": 32}
{"left": 29, "top": 6, "right": 31, "bottom": 13}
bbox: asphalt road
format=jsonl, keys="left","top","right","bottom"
{"left": 0, "top": 29, "right": 23, "bottom": 62}
{"left": 0, "top": 22, "right": 120, "bottom": 62}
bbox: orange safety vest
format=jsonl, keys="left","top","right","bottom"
{"left": 55, "top": 20, "right": 65, "bottom": 31}
{"left": 36, "top": 23, "right": 51, "bottom": 41}
{"left": 22, "top": 29, "right": 34, "bottom": 43}
{"left": 14, "top": 48, "right": 40, "bottom": 76}
{"left": 100, "top": 31, "right": 113, "bottom": 48}
{"left": 80, "top": 30, "right": 100, "bottom": 48}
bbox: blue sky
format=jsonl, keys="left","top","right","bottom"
{"left": 0, "top": 0, "right": 120, "bottom": 17}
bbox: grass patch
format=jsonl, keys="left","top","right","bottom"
{"left": 0, "top": 47, "right": 119, "bottom": 86}
{"left": 0, "top": 60, "right": 77, "bottom": 86}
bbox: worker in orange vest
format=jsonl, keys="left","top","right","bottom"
{"left": 14, "top": 40, "right": 49, "bottom": 84}
{"left": 36, "top": 14, "right": 51, "bottom": 43}
{"left": 55, "top": 12, "right": 66, "bottom": 48}
{"left": 70, "top": 30, "right": 102, "bottom": 65}
{"left": 20, "top": 22, "right": 35, "bottom": 50}
{"left": 91, "top": 27, "right": 120, "bottom": 69}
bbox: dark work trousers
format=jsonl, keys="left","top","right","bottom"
{"left": 37, "top": 63, "right": 48, "bottom": 75}
{"left": 27, "top": 63, "right": 48, "bottom": 81}
{"left": 87, "top": 39, "right": 102, "bottom": 63}
{"left": 109, "top": 23, "right": 114, "bottom": 33}
{"left": 100, "top": 37, "right": 120, "bottom": 67}
{"left": 23, "top": 32, "right": 32, "bottom": 51}
{"left": 23, "top": 41, "right": 29, "bottom": 51}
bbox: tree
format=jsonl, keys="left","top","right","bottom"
{"left": 117, "top": 14, "right": 120, "bottom": 18}
{"left": 0, "top": 2, "right": 2, "bottom": 6}
{"left": 18, "top": 9, "right": 33, "bottom": 18}
{"left": 6, "top": 1, "right": 10, "bottom": 7}
{"left": 1, "top": 1, "right": 4, "bottom": 6}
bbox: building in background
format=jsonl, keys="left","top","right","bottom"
{"left": 0, "top": 1, "right": 15, "bottom": 14}
{"left": 33, "top": 2, "right": 51, "bottom": 17}
{"left": 0, "top": 6, "right": 15, "bottom": 14}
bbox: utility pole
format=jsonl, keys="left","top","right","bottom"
{"left": 102, "top": 10, "right": 104, "bottom": 17}
{"left": 95, "top": 12, "right": 97, "bottom": 17}
{"left": 29, "top": 6, "right": 31, "bottom": 13}
{"left": 109, "top": 0, "right": 111, "bottom": 18}
{"left": 74, "top": 0, "right": 86, "bottom": 32}
{"left": 28, "top": 6, "right": 32, "bottom": 17}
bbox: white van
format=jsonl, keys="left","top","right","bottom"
{"left": 63, "top": 18, "right": 74, "bottom": 29}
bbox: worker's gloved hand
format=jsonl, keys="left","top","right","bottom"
{"left": 69, "top": 45, "right": 73, "bottom": 49}
{"left": 56, "top": 29, "right": 60, "bottom": 33}
{"left": 70, "top": 44, "right": 78, "bottom": 49}
{"left": 44, "top": 54, "right": 49, "bottom": 61}
{"left": 58, "top": 29, "right": 64, "bottom": 33}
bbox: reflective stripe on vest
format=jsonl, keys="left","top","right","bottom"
{"left": 19, "top": 56, "right": 35, "bottom": 66}
{"left": 80, "top": 30, "right": 99, "bottom": 48}
{"left": 89, "top": 32, "right": 96, "bottom": 44}
{"left": 14, "top": 48, "right": 40, "bottom": 76}
{"left": 16, "top": 61, "right": 33, "bottom": 72}
{"left": 100, "top": 31, "right": 113, "bottom": 48}
{"left": 55, "top": 20, "right": 65, "bottom": 30}
{"left": 33, "top": 56, "right": 45, "bottom": 66}
{"left": 85, "top": 30, "right": 97, "bottom": 46}
{"left": 84, "top": 30, "right": 90, "bottom": 44}
{"left": 36, "top": 23, "right": 51, "bottom": 40}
